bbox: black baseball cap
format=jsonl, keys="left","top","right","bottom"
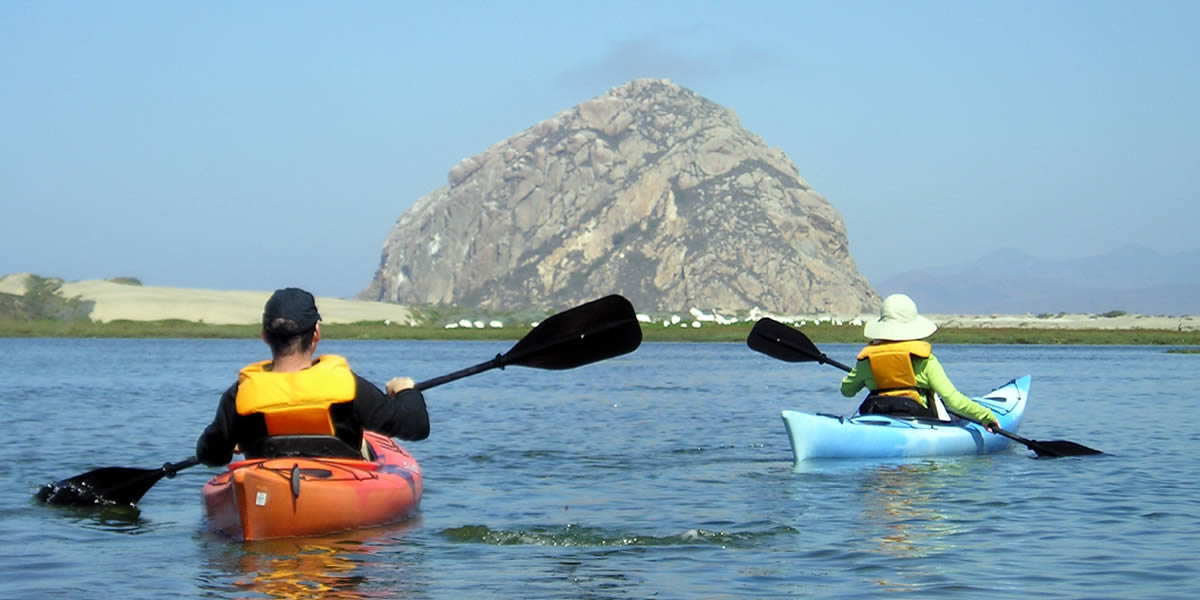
{"left": 262, "top": 287, "right": 321, "bottom": 332}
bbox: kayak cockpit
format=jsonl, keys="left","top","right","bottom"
{"left": 248, "top": 435, "right": 373, "bottom": 460}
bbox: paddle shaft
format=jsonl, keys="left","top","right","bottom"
{"left": 415, "top": 358, "right": 499, "bottom": 391}
{"left": 983, "top": 425, "right": 1055, "bottom": 450}
{"left": 165, "top": 458, "right": 200, "bottom": 474}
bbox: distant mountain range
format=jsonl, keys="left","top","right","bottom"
{"left": 872, "top": 246, "right": 1199, "bottom": 316}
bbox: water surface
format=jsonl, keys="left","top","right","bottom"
{"left": 3, "top": 339, "right": 1197, "bottom": 598}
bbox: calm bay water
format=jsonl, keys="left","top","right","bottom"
{"left": 2, "top": 338, "right": 1198, "bottom": 599}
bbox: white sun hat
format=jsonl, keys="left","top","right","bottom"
{"left": 863, "top": 293, "right": 938, "bottom": 341}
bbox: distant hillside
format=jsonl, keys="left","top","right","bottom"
{"left": 874, "top": 246, "right": 1199, "bottom": 315}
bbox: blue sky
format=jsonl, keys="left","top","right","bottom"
{"left": 3, "top": 1, "right": 1196, "bottom": 299}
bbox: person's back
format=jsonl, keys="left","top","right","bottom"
{"left": 840, "top": 294, "right": 999, "bottom": 428}
{"left": 195, "top": 287, "right": 429, "bottom": 466}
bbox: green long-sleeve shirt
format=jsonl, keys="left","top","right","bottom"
{"left": 840, "top": 352, "right": 998, "bottom": 424}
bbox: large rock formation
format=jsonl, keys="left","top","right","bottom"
{"left": 360, "top": 79, "right": 879, "bottom": 314}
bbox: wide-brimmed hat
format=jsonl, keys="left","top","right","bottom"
{"left": 863, "top": 293, "right": 937, "bottom": 341}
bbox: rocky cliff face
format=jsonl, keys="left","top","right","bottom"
{"left": 360, "top": 79, "right": 879, "bottom": 314}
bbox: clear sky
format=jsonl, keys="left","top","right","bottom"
{"left": 3, "top": 1, "right": 1196, "bottom": 299}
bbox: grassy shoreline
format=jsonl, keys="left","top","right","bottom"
{"left": 2, "top": 319, "right": 1199, "bottom": 346}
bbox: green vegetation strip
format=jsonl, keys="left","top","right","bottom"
{"left": 2, "top": 319, "right": 1199, "bottom": 346}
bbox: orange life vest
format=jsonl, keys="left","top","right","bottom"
{"left": 856, "top": 340, "right": 933, "bottom": 405}
{"left": 234, "top": 354, "right": 356, "bottom": 436}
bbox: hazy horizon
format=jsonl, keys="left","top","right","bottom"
{"left": 4, "top": 2, "right": 1197, "bottom": 298}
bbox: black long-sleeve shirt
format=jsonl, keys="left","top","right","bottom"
{"left": 195, "top": 373, "right": 429, "bottom": 466}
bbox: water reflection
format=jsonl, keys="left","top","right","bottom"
{"left": 851, "top": 460, "right": 982, "bottom": 590}
{"left": 858, "top": 462, "right": 960, "bottom": 557}
{"left": 202, "top": 518, "right": 423, "bottom": 600}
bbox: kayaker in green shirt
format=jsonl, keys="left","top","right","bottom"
{"left": 840, "top": 293, "right": 1000, "bottom": 430}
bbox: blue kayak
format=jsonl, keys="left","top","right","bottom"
{"left": 780, "top": 375, "right": 1030, "bottom": 463}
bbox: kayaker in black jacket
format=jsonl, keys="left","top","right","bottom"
{"left": 195, "top": 287, "right": 429, "bottom": 467}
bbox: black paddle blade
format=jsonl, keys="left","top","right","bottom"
{"left": 1026, "top": 439, "right": 1104, "bottom": 458}
{"left": 37, "top": 466, "right": 166, "bottom": 507}
{"left": 502, "top": 294, "right": 642, "bottom": 370}
{"left": 748, "top": 318, "right": 857, "bottom": 372}
{"left": 747, "top": 318, "right": 824, "bottom": 363}
{"left": 37, "top": 457, "right": 199, "bottom": 507}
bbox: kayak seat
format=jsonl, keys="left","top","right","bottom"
{"left": 859, "top": 394, "right": 931, "bottom": 418}
{"left": 858, "top": 394, "right": 955, "bottom": 422}
{"left": 255, "top": 435, "right": 366, "bottom": 460}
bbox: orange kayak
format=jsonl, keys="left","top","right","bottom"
{"left": 201, "top": 431, "right": 422, "bottom": 541}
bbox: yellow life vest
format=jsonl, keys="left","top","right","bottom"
{"left": 234, "top": 354, "right": 356, "bottom": 436}
{"left": 856, "top": 341, "right": 933, "bottom": 404}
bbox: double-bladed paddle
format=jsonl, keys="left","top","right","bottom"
{"left": 37, "top": 294, "right": 643, "bottom": 507}
{"left": 746, "top": 317, "right": 1102, "bottom": 458}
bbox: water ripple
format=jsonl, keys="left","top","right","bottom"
{"left": 440, "top": 522, "right": 800, "bottom": 548}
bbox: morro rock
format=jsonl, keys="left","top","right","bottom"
{"left": 360, "top": 79, "right": 879, "bottom": 314}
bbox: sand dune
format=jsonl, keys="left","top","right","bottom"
{"left": 1, "top": 275, "right": 417, "bottom": 325}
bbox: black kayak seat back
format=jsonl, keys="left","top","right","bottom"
{"left": 255, "top": 435, "right": 365, "bottom": 459}
{"left": 858, "top": 393, "right": 956, "bottom": 423}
